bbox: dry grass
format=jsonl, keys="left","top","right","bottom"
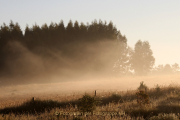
{"left": 1, "top": 75, "right": 180, "bottom": 119}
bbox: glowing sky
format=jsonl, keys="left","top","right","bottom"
{"left": 1, "top": 0, "right": 180, "bottom": 66}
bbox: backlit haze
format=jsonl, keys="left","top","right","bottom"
{"left": 1, "top": 0, "right": 180, "bottom": 100}
{"left": 1, "top": 0, "right": 180, "bottom": 65}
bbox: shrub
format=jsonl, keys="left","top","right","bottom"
{"left": 136, "top": 90, "right": 150, "bottom": 106}
{"left": 137, "top": 81, "right": 148, "bottom": 92}
{"left": 78, "top": 94, "right": 100, "bottom": 113}
{"left": 111, "top": 93, "right": 123, "bottom": 103}
{"left": 149, "top": 113, "right": 179, "bottom": 120}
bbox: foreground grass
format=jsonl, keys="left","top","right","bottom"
{"left": 1, "top": 83, "right": 180, "bottom": 119}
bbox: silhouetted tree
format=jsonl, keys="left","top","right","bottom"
{"left": 0, "top": 23, "right": 11, "bottom": 69}
{"left": 113, "top": 32, "right": 133, "bottom": 76}
{"left": 74, "top": 21, "right": 80, "bottom": 40}
{"left": 24, "top": 25, "right": 34, "bottom": 48}
{"left": 79, "top": 22, "right": 87, "bottom": 41}
{"left": 172, "top": 63, "right": 180, "bottom": 73}
{"left": 55, "top": 20, "right": 66, "bottom": 46}
{"left": 107, "top": 21, "right": 117, "bottom": 40}
{"left": 66, "top": 20, "right": 74, "bottom": 42}
{"left": 0, "top": 23, "right": 11, "bottom": 44}
{"left": 131, "top": 40, "right": 155, "bottom": 75}
{"left": 156, "top": 64, "right": 164, "bottom": 74}
{"left": 88, "top": 19, "right": 98, "bottom": 41}
{"left": 32, "top": 23, "right": 41, "bottom": 45}
{"left": 41, "top": 23, "right": 49, "bottom": 38}
{"left": 9, "top": 21, "right": 23, "bottom": 41}
{"left": 163, "top": 64, "right": 173, "bottom": 74}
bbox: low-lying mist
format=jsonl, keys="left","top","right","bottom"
{"left": 1, "top": 74, "right": 180, "bottom": 101}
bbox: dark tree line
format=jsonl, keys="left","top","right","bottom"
{"left": 0, "top": 19, "right": 157, "bottom": 76}
{"left": 23, "top": 20, "right": 118, "bottom": 49}
{"left": 0, "top": 20, "right": 124, "bottom": 74}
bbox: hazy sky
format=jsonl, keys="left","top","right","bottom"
{"left": 0, "top": 0, "right": 180, "bottom": 66}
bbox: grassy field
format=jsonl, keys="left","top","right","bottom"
{"left": 1, "top": 75, "right": 180, "bottom": 120}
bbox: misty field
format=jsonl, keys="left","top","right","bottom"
{"left": 1, "top": 74, "right": 180, "bottom": 120}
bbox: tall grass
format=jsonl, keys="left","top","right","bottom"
{"left": 1, "top": 82, "right": 180, "bottom": 119}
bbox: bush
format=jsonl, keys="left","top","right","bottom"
{"left": 137, "top": 81, "right": 148, "bottom": 92}
{"left": 78, "top": 94, "right": 100, "bottom": 113}
{"left": 111, "top": 93, "right": 123, "bottom": 103}
{"left": 136, "top": 90, "right": 150, "bottom": 106}
{"left": 149, "top": 113, "right": 179, "bottom": 120}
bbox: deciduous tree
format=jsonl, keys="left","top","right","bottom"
{"left": 131, "top": 40, "right": 155, "bottom": 75}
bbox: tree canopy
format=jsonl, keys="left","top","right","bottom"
{"left": 131, "top": 40, "right": 155, "bottom": 75}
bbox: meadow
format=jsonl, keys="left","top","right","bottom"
{"left": 1, "top": 74, "right": 180, "bottom": 120}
